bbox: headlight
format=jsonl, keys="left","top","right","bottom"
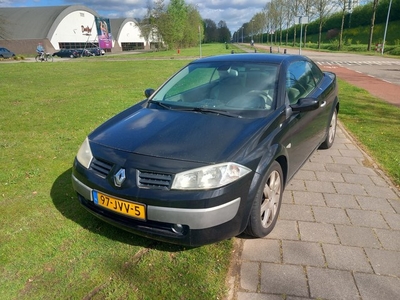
{"left": 76, "top": 137, "right": 93, "bottom": 169}
{"left": 171, "top": 163, "right": 251, "bottom": 190}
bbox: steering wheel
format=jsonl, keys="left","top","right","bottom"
{"left": 249, "top": 90, "right": 273, "bottom": 109}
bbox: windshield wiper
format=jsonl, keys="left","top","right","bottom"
{"left": 174, "top": 106, "right": 240, "bottom": 118}
{"left": 147, "top": 100, "right": 173, "bottom": 110}
{"left": 192, "top": 107, "right": 241, "bottom": 118}
{"left": 148, "top": 100, "right": 240, "bottom": 118}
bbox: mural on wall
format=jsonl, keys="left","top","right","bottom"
{"left": 95, "top": 17, "right": 112, "bottom": 49}
{"left": 81, "top": 25, "right": 93, "bottom": 35}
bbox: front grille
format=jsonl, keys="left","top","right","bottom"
{"left": 90, "top": 158, "right": 113, "bottom": 177}
{"left": 138, "top": 170, "right": 172, "bottom": 189}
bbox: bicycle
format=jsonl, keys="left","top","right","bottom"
{"left": 35, "top": 52, "right": 53, "bottom": 62}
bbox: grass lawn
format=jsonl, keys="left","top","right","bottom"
{"left": 337, "top": 79, "right": 400, "bottom": 187}
{"left": 0, "top": 44, "right": 237, "bottom": 300}
{"left": 1, "top": 43, "right": 399, "bottom": 299}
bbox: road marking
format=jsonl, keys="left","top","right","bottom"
{"left": 317, "top": 61, "right": 400, "bottom": 66}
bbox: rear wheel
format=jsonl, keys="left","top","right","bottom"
{"left": 35, "top": 55, "right": 41, "bottom": 62}
{"left": 320, "top": 109, "right": 337, "bottom": 149}
{"left": 245, "top": 161, "right": 283, "bottom": 237}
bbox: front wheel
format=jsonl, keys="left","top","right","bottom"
{"left": 245, "top": 161, "right": 284, "bottom": 238}
{"left": 319, "top": 108, "right": 337, "bottom": 149}
{"left": 46, "top": 54, "right": 53, "bottom": 62}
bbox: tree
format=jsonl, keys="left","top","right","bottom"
{"left": 252, "top": 12, "right": 267, "bottom": 43}
{"left": 203, "top": 19, "right": 218, "bottom": 43}
{"left": 336, "top": 0, "right": 349, "bottom": 50}
{"left": 139, "top": 0, "right": 154, "bottom": 47}
{"left": 367, "top": 0, "right": 379, "bottom": 51}
{"left": 267, "top": 0, "right": 280, "bottom": 44}
{"left": 150, "top": 0, "right": 167, "bottom": 49}
{"left": 183, "top": 5, "right": 203, "bottom": 47}
{"left": 315, "top": 0, "right": 334, "bottom": 48}
{"left": 217, "top": 20, "right": 231, "bottom": 43}
{"left": 300, "top": 0, "right": 318, "bottom": 44}
{"left": 283, "top": 0, "right": 294, "bottom": 45}
{"left": 140, "top": 0, "right": 231, "bottom": 48}
{"left": 290, "top": 0, "right": 303, "bottom": 46}
{"left": 165, "top": 0, "right": 187, "bottom": 48}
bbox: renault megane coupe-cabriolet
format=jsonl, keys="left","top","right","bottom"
{"left": 72, "top": 53, "right": 339, "bottom": 246}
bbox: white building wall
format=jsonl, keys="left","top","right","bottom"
{"left": 116, "top": 21, "right": 145, "bottom": 46}
{"left": 49, "top": 10, "right": 98, "bottom": 50}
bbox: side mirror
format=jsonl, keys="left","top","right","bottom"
{"left": 290, "top": 98, "right": 319, "bottom": 112}
{"left": 144, "top": 88, "right": 155, "bottom": 98}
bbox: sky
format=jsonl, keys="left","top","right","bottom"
{"left": 1, "top": 0, "right": 270, "bottom": 33}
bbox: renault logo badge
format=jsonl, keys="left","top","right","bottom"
{"left": 114, "top": 168, "right": 126, "bottom": 187}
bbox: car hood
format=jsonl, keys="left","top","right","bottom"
{"left": 89, "top": 107, "right": 269, "bottom": 163}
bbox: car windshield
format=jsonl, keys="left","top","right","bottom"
{"left": 149, "top": 61, "right": 279, "bottom": 117}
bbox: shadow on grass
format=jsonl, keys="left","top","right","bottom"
{"left": 51, "top": 168, "right": 187, "bottom": 252}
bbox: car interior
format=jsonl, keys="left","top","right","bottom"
{"left": 209, "top": 66, "right": 276, "bottom": 110}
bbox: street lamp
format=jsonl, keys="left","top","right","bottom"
{"left": 251, "top": 20, "right": 254, "bottom": 45}
{"left": 382, "top": 0, "right": 393, "bottom": 55}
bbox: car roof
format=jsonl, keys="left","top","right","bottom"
{"left": 191, "top": 53, "right": 309, "bottom": 65}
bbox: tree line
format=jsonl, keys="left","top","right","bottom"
{"left": 234, "top": 0, "right": 399, "bottom": 51}
{"left": 138, "top": 0, "right": 231, "bottom": 49}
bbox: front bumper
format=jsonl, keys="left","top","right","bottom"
{"left": 72, "top": 174, "right": 243, "bottom": 246}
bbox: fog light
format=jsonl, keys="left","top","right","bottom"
{"left": 172, "top": 224, "right": 184, "bottom": 234}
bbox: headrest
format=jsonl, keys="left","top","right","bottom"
{"left": 219, "top": 67, "right": 238, "bottom": 78}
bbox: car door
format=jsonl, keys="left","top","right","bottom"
{"left": 283, "top": 60, "right": 328, "bottom": 179}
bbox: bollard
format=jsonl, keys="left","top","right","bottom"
{"left": 284, "top": 49, "right": 287, "bottom": 54}
{"left": 254, "top": 49, "right": 257, "bottom": 53}
{"left": 269, "top": 46, "right": 272, "bottom": 53}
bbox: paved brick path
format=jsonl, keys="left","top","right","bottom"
{"left": 228, "top": 126, "right": 400, "bottom": 300}
{"left": 228, "top": 45, "right": 400, "bottom": 300}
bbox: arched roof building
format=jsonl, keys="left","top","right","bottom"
{"left": 110, "top": 18, "right": 147, "bottom": 52}
{"left": 0, "top": 5, "right": 151, "bottom": 55}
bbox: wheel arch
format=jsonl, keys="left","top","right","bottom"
{"left": 335, "top": 97, "right": 340, "bottom": 114}
{"left": 275, "top": 155, "right": 288, "bottom": 189}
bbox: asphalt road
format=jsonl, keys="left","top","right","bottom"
{"left": 255, "top": 44, "right": 400, "bottom": 86}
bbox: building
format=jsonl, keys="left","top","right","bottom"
{"left": 0, "top": 5, "right": 153, "bottom": 55}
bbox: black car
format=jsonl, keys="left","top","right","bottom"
{"left": 76, "top": 48, "right": 94, "bottom": 57}
{"left": 0, "top": 47, "right": 16, "bottom": 58}
{"left": 52, "top": 49, "right": 79, "bottom": 58}
{"left": 87, "top": 48, "right": 105, "bottom": 56}
{"left": 72, "top": 53, "right": 339, "bottom": 246}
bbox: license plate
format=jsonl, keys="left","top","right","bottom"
{"left": 92, "top": 191, "right": 146, "bottom": 220}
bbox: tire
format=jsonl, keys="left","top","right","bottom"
{"left": 35, "top": 55, "right": 40, "bottom": 62}
{"left": 46, "top": 55, "right": 53, "bottom": 62}
{"left": 245, "top": 161, "right": 284, "bottom": 238}
{"left": 319, "top": 109, "right": 337, "bottom": 149}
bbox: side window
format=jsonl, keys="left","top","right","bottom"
{"left": 286, "top": 61, "right": 316, "bottom": 104}
{"left": 309, "top": 61, "right": 323, "bottom": 85}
